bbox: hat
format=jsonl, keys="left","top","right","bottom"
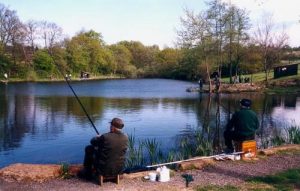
{"left": 240, "top": 99, "right": 252, "bottom": 107}
{"left": 110, "top": 118, "right": 124, "bottom": 129}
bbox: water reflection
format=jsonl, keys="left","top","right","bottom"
{"left": 0, "top": 80, "right": 300, "bottom": 167}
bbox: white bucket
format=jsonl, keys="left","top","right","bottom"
{"left": 149, "top": 172, "right": 157, "bottom": 181}
{"left": 158, "top": 166, "right": 170, "bottom": 182}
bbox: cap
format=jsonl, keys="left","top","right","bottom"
{"left": 240, "top": 99, "right": 252, "bottom": 107}
{"left": 110, "top": 118, "right": 124, "bottom": 129}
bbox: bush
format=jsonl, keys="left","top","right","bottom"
{"left": 33, "top": 50, "right": 55, "bottom": 73}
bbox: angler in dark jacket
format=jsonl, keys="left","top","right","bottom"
{"left": 80, "top": 118, "right": 128, "bottom": 179}
{"left": 224, "top": 99, "right": 259, "bottom": 153}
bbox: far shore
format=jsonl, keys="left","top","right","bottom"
{"left": 2, "top": 76, "right": 300, "bottom": 94}
{"left": 0, "top": 75, "right": 125, "bottom": 83}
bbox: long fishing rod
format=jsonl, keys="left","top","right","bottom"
{"left": 50, "top": 52, "right": 99, "bottom": 135}
{"left": 64, "top": 77, "right": 100, "bottom": 135}
{"left": 146, "top": 151, "right": 244, "bottom": 168}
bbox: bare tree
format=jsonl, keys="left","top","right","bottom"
{"left": 0, "top": 4, "right": 24, "bottom": 48}
{"left": 0, "top": 3, "right": 26, "bottom": 68}
{"left": 253, "top": 14, "right": 289, "bottom": 86}
{"left": 39, "top": 21, "right": 63, "bottom": 51}
{"left": 25, "top": 20, "right": 38, "bottom": 52}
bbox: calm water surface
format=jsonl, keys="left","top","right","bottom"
{"left": 0, "top": 79, "right": 300, "bottom": 168}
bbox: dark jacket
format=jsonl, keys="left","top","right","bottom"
{"left": 226, "top": 108, "right": 259, "bottom": 137}
{"left": 91, "top": 131, "right": 128, "bottom": 175}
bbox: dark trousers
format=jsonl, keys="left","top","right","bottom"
{"left": 224, "top": 131, "right": 254, "bottom": 151}
{"left": 83, "top": 145, "right": 97, "bottom": 174}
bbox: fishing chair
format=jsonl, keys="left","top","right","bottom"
{"left": 234, "top": 140, "right": 257, "bottom": 159}
{"left": 99, "top": 174, "right": 120, "bottom": 186}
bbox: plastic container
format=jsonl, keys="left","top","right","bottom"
{"left": 149, "top": 172, "right": 157, "bottom": 181}
{"left": 158, "top": 166, "right": 170, "bottom": 182}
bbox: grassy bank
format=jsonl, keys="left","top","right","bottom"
{"left": 2, "top": 74, "right": 124, "bottom": 83}
{"left": 196, "top": 168, "right": 300, "bottom": 191}
{"left": 220, "top": 64, "right": 300, "bottom": 94}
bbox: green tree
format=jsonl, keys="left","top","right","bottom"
{"left": 177, "top": 9, "right": 216, "bottom": 91}
{"left": 119, "top": 41, "right": 159, "bottom": 77}
{"left": 109, "top": 44, "right": 137, "bottom": 77}
{"left": 223, "top": 4, "right": 250, "bottom": 83}
{"left": 33, "top": 50, "right": 54, "bottom": 76}
{"left": 65, "top": 30, "right": 114, "bottom": 75}
{"left": 155, "top": 48, "right": 182, "bottom": 78}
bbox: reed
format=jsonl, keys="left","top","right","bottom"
{"left": 286, "top": 126, "right": 300, "bottom": 144}
{"left": 142, "top": 138, "right": 160, "bottom": 165}
{"left": 126, "top": 134, "right": 145, "bottom": 169}
{"left": 268, "top": 125, "right": 300, "bottom": 147}
{"left": 177, "top": 127, "right": 213, "bottom": 159}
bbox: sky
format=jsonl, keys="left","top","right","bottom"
{"left": 1, "top": 0, "right": 300, "bottom": 48}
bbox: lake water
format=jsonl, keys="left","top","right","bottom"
{"left": 0, "top": 79, "right": 300, "bottom": 168}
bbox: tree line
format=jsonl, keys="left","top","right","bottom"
{"left": 0, "top": 1, "right": 299, "bottom": 85}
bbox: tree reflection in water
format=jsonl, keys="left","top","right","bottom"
{"left": 1, "top": 81, "right": 300, "bottom": 168}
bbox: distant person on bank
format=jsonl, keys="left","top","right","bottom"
{"left": 79, "top": 118, "right": 128, "bottom": 179}
{"left": 224, "top": 99, "right": 259, "bottom": 153}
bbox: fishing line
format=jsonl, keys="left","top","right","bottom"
{"left": 50, "top": 54, "right": 99, "bottom": 135}
{"left": 64, "top": 78, "right": 99, "bottom": 135}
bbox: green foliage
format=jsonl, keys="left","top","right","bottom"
{"left": 248, "top": 168, "right": 300, "bottom": 191}
{"left": 287, "top": 126, "right": 300, "bottom": 144}
{"left": 33, "top": 50, "right": 55, "bottom": 75}
{"left": 126, "top": 134, "right": 145, "bottom": 169}
{"left": 178, "top": 127, "right": 213, "bottom": 159}
{"left": 271, "top": 135, "right": 286, "bottom": 146}
{"left": 196, "top": 185, "right": 239, "bottom": 191}
{"left": 267, "top": 126, "right": 300, "bottom": 147}
{"left": 155, "top": 48, "right": 182, "bottom": 78}
{"left": 142, "top": 138, "right": 160, "bottom": 165}
{"left": 0, "top": 53, "right": 11, "bottom": 74}
{"left": 109, "top": 44, "right": 134, "bottom": 76}
{"left": 65, "top": 30, "right": 114, "bottom": 75}
{"left": 60, "top": 163, "right": 72, "bottom": 179}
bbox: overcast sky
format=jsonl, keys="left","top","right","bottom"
{"left": 2, "top": 0, "right": 300, "bottom": 48}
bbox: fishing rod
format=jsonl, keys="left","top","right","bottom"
{"left": 146, "top": 151, "right": 244, "bottom": 168}
{"left": 64, "top": 77, "right": 100, "bottom": 135}
{"left": 50, "top": 52, "right": 99, "bottom": 135}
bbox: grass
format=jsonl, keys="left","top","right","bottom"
{"left": 196, "top": 185, "right": 239, "bottom": 191}
{"left": 265, "top": 86, "right": 300, "bottom": 94}
{"left": 247, "top": 168, "right": 300, "bottom": 191}
{"left": 221, "top": 64, "right": 300, "bottom": 85}
{"left": 195, "top": 168, "right": 300, "bottom": 191}
{"left": 221, "top": 71, "right": 273, "bottom": 83}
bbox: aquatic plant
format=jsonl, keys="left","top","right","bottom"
{"left": 286, "top": 126, "right": 300, "bottom": 144}
{"left": 271, "top": 135, "right": 286, "bottom": 146}
{"left": 177, "top": 126, "right": 213, "bottom": 159}
{"left": 60, "top": 162, "right": 71, "bottom": 179}
{"left": 267, "top": 125, "right": 300, "bottom": 147}
{"left": 142, "top": 138, "right": 160, "bottom": 165}
{"left": 125, "top": 134, "right": 145, "bottom": 169}
{"left": 270, "top": 128, "right": 286, "bottom": 146}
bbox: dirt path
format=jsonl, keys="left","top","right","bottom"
{"left": 1, "top": 153, "right": 300, "bottom": 191}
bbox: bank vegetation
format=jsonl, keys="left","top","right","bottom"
{"left": 0, "top": 0, "right": 299, "bottom": 91}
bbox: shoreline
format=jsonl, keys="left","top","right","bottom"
{"left": 0, "top": 75, "right": 125, "bottom": 83}
{"left": 2, "top": 77, "right": 300, "bottom": 94}
{"left": 0, "top": 144, "right": 299, "bottom": 191}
